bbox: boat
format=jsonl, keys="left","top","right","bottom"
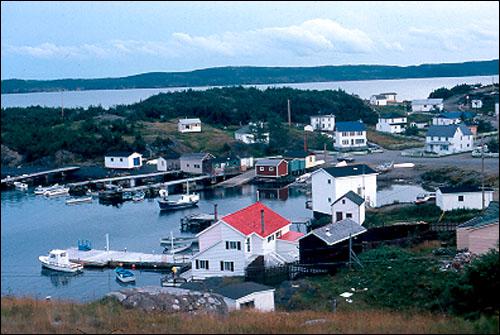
{"left": 65, "top": 196, "right": 92, "bottom": 205}
{"left": 160, "top": 236, "right": 198, "bottom": 246}
{"left": 415, "top": 192, "right": 436, "bottom": 204}
{"left": 394, "top": 163, "right": 415, "bottom": 168}
{"left": 122, "top": 191, "right": 133, "bottom": 201}
{"left": 98, "top": 185, "right": 123, "bottom": 201}
{"left": 13, "top": 181, "right": 28, "bottom": 191}
{"left": 375, "top": 161, "right": 394, "bottom": 173}
{"left": 44, "top": 186, "right": 70, "bottom": 197}
{"left": 38, "top": 249, "right": 84, "bottom": 273}
{"left": 158, "top": 193, "right": 199, "bottom": 210}
{"left": 34, "top": 183, "right": 60, "bottom": 195}
{"left": 132, "top": 191, "right": 145, "bottom": 202}
{"left": 160, "top": 276, "right": 187, "bottom": 287}
{"left": 295, "top": 173, "right": 311, "bottom": 183}
{"left": 115, "top": 267, "right": 136, "bottom": 283}
{"left": 163, "top": 242, "right": 193, "bottom": 254}
{"left": 337, "top": 155, "right": 355, "bottom": 163}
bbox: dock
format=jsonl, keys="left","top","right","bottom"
{"left": 216, "top": 169, "right": 255, "bottom": 188}
{"left": 122, "top": 175, "right": 211, "bottom": 192}
{"left": 66, "top": 170, "right": 181, "bottom": 188}
{"left": 66, "top": 247, "right": 191, "bottom": 269}
{"left": 1, "top": 166, "right": 80, "bottom": 185}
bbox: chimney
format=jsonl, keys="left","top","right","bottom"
{"left": 260, "top": 209, "right": 265, "bottom": 235}
{"left": 214, "top": 204, "right": 218, "bottom": 221}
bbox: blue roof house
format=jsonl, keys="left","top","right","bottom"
{"left": 333, "top": 121, "right": 367, "bottom": 151}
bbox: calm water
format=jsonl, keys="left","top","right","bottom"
{"left": 1, "top": 182, "right": 425, "bottom": 301}
{"left": 2, "top": 75, "right": 498, "bottom": 109}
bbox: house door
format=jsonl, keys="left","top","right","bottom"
{"left": 133, "top": 157, "right": 140, "bottom": 166}
{"left": 336, "top": 212, "right": 343, "bottom": 222}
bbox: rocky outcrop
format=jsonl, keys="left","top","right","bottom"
{"left": 106, "top": 286, "right": 228, "bottom": 315}
{"left": 1, "top": 145, "right": 23, "bottom": 167}
{"left": 54, "top": 150, "right": 77, "bottom": 166}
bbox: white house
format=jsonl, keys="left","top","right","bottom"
{"left": 104, "top": 151, "right": 142, "bottom": 169}
{"left": 411, "top": 99, "right": 444, "bottom": 112}
{"left": 436, "top": 186, "right": 494, "bottom": 212}
{"left": 471, "top": 99, "right": 483, "bottom": 109}
{"left": 425, "top": 124, "right": 474, "bottom": 155}
{"left": 376, "top": 114, "right": 407, "bottom": 134}
{"left": 213, "top": 282, "right": 275, "bottom": 311}
{"left": 191, "top": 202, "right": 304, "bottom": 279}
{"left": 310, "top": 114, "right": 336, "bottom": 132}
{"left": 234, "top": 123, "right": 270, "bottom": 144}
{"left": 432, "top": 111, "right": 475, "bottom": 126}
{"left": 178, "top": 118, "right": 202, "bottom": 133}
{"left": 311, "top": 164, "right": 378, "bottom": 217}
{"left": 239, "top": 156, "right": 255, "bottom": 171}
{"left": 370, "top": 94, "right": 387, "bottom": 106}
{"left": 334, "top": 121, "right": 367, "bottom": 150}
{"left": 331, "top": 191, "right": 365, "bottom": 225}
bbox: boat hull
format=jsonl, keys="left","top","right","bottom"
{"left": 116, "top": 274, "right": 136, "bottom": 283}
{"left": 39, "top": 256, "right": 83, "bottom": 273}
{"left": 158, "top": 200, "right": 199, "bottom": 211}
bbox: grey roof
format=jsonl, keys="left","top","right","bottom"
{"left": 373, "top": 94, "right": 387, "bottom": 99}
{"left": 335, "top": 121, "right": 366, "bottom": 132}
{"left": 412, "top": 98, "right": 443, "bottom": 105}
{"left": 323, "top": 164, "right": 377, "bottom": 178}
{"left": 380, "top": 92, "right": 397, "bottom": 95}
{"left": 180, "top": 152, "right": 213, "bottom": 160}
{"left": 439, "top": 185, "right": 493, "bottom": 194}
{"left": 178, "top": 118, "right": 201, "bottom": 125}
{"left": 332, "top": 191, "right": 365, "bottom": 206}
{"left": 458, "top": 202, "right": 499, "bottom": 229}
{"left": 309, "top": 219, "right": 367, "bottom": 246}
{"left": 181, "top": 280, "right": 274, "bottom": 300}
{"left": 255, "top": 159, "right": 285, "bottom": 166}
{"left": 426, "top": 124, "right": 473, "bottom": 137}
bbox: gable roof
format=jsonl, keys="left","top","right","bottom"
{"left": 181, "top": 280, "right": 274, "bottom": 300}
{"left": 332, "top": 191, "right": 365, "bottom": 206}
{"left": 221, "top": 202, "right": 290, "bottom": 238}
{"left": 180, "top": 152, "right": 213, "bottom": 161}
{"left": 458, "top": 202, "right": 499, "bottom": 229}
{"left": 303, "top": 219, "right": 367, "bottom": 246}
{"left": 412, "top": 98, "right": 443, "bottom": 105}
{"left": 439, "top": 185, "right": 493, "bottom": 194}
{"left": 278, "top": 231, "right": 304, "bottom": 242}
{"left": 426, "top": 124, "right": 472, "bottom": 137}
{"left": 380, "top": 92, "right": 397, "bottom": 95}
{"left": 335, "top": 121, "right": 366, "bottom": 132}
{"left": 322, "top": 164, "right": 377, "bottom": 178}
{"left": 178, "top": 118, "right": 201, "bottom": 125}
{"left": 436, "top": 111, "right": 475, "bottom": 120}
{"left": 255, "top": 159, "right": 286, "bottom": 167}
{"left": 105, "top": 151, "right": 140, "bottom": 157}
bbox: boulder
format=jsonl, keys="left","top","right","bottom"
{"left": 1, "top": 145, "right": 23, "bottom": 167}
{"left": 106, "top": 286, "right": 228, "bottom": 315}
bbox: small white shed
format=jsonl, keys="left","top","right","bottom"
{"left": 104, "top": 151, "right": 142, "bottom": 169}
{"left": 215, "top": 282, "right": 275, "bottom": 312}
{"left": 178, "top": 118, "right": 202, "bottom": 133}
{"left": 436, "top": 186, "right": 494, "bottom": 212}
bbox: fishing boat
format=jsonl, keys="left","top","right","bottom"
{"left": 163, "top": 242, "right": 193, "bottom": 254}
{"left": 337, "top": 155, "right": 355, "bottom": 163}
{"left": 415, "top": 192, "right": 436, "bottom": 204}
{"left": 122, "top": 191, "right": 133, "bottom": 201}
{"left": 34, "top": 183, "right": 60, "bottom": 195}
{"left": 38, "top": 249, "right": 83, "bottom": 273}
{"left": 13, "top": 181, "right": 28, "bottom": 191}
{"left": 65, "top": 196, "right": 93, "bottom": 205}
{"left": 132, "top": 191, "right": 145, "bottom": 202}
{"left": 98, "top": 185, "right": 123, "bottom": 201}
{"left": 158, "top": 182, "right": 199, "bottom": 210}
{"left": 44, "top": 186, "right": 70, "bottom": 197}
{"left": 115, "top": 267, "right": 136, "bottom": 283}
{"left": 162, "top": 231, "right": 196, "bottom": 254}
{"left": 375, "top": 161, "right": 394, "bottom": 173}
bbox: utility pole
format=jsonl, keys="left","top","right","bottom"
{"left": 287, "top": 99, "right": 291, "bottom": 127}
{"left": 348, "top": 232, "right": 352, "bottom": 270}
{"left": 481, "top": 135, "right": 485, "bottom": 210}
{"left": 304, "top": 131, "right": 308, "bottom": 151}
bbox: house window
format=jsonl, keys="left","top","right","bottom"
{"left": 220, "top": 261, "right": 234, "bottom": 272}
{"left": 336, "top": 212, "right": 343, "bottom": 221}
{"left": 458, "top": 195, "right": 464, "bottom": 202}
{"left": 276, "top": 230, "right": 282, "bottom": 238}
{"left": 259, "top": 167, "right": 264, "bottom": 171}
{"left": 357, "top": 187, "right": 362, "bottom": 195}
{"left": 225, "top": 241, "right": 241, "bottom": 250}
{"left": 267, "top": 235, "right": 274, "bottom": 243}
{"left": 269, "top": 167, "right": 274, "bottom": 172}
{"left": 346, "top": 213, "right": 353, "bottom": 218}
{"left": 119, "top": 158, "right": 123, "bottom": 162}
{"left": 328, "top": 179, "right": 331, "bottom": 184}
{"left": 195, "top": 260, "right": 209, "bottom": 270}
{"left": 110, "top": 158, "right": 114, "bottom": 162}
{"left": 246, "top": 238, "right": 251, "bottom": 252}
{"left": 342, "top": 199, "right": 345, "bottom": 204}
{"left": 328, "top": 197, "right": 331, "bottom": 203}
{"left": 240, "top": 301, "right": 255, "bottom": 309}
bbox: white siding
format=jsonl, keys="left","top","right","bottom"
{"left": 191, "top": 241, "right": 246, "bottom": 279}
{"left": 432, "top": 117, "right": 460, "bottom": 126}
{"left": 376, "top": 117, "right": 407, "bottom": 134}
{"left": 332, "top": 196, "right": 365, "bottom": 225}
{"left": 104, "top": 153, "right": 142, "bottom": 169}
{"left": 310, "top": 115, "right": 336, "bottom": 132}
{"left": 198, "top": 222, "right": 223, "bottom": 251}
{"left": 178, "top": 121, "right": 202, "bottom": 133}
{"left": 425, "top": 128, "right": 474, "bottom": 155}
{"left": 235, "top": 290, "right": 275, "bottom": 312}
{"left": 436, "top": 190, "right": 494, "bottom": 211}
{"left": 334, "top": 131, "right": 367, "bottom": 149}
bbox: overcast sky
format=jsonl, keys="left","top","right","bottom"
{"left": 1, "top": 1, "right": 498, "bottom": 80}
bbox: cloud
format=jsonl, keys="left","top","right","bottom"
{"left": 5, "top": 19, "right": 401, "bottom": 60}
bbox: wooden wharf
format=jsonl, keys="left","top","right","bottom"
{"left": 1, "top": 166, "right": 80, "bottom": 185}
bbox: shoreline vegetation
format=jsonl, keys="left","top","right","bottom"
{"left": 2, "top": 59, "right": 498, "bottom": 94}
{"left": 1, "top": 296, "right": 496, "bottom": 334}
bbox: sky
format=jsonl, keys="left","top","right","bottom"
{"left": 1, "top": 1, "right": 499, "bottom": 80}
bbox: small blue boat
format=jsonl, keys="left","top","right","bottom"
{"left": 115, "top": 267, "right": 136, "bottom": 283}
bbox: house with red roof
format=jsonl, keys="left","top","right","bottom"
{"left": 191, "top": 202, "right": 304, "bottom": 279}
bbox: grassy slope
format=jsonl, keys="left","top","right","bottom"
{"left": 366, "top": 128, "right": 424, "bottom": 150}
{"left": 0, "top": 296, "right": 487, "bottom": 334}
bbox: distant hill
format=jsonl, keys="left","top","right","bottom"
{"left": 2, "top": 59, "right": 498, "bottom": 94}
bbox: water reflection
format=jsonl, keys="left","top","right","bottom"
{"left": 41, "top": 268, "right": 82, "bottom": 287}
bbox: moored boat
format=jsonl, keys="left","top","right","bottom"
{"left": 34, "top": 183, "right": 60, "bottom": 195}
{"left": 158, "top": 193, "right": 199, "bottom": 210}
{"left": 44, "top": 186, "right": 70, "bottom": 197}
{"left": 115, "top": 267, "right": 136, "bottom": 283}
{"left": 415, "top": 192, "right": 436, "bottom": 204}
{"left": 65, "top": 196, "right": 93, "bottom": 205}
{"left": 132, "top": 191, "right": 145, "bottom": 202}
{"left": 13, "top": 181, "right": 28, "bottom": 191}
{"left": 38, "top": 249, "right": 83, "bottom": 273}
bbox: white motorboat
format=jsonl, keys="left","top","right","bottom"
{"left": 13, "top": 181, "right": 28, "bottom": 191}
{"left": 415, "top": 192, "right": 436, "bottom": 204}
{"left": 44, "top": 187, "right": 70, "bottom": 197}
{"left": 34, "top": 183, "right": 60, "bottom": 195}
{"left": 65, "top": 196, "right": 93, "bottom": 205}
{"left": 158, "top": 182, "right": 199, "bottom": 211}
{"left": 38, "top": 249, "right": 83, "bottom": 273}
